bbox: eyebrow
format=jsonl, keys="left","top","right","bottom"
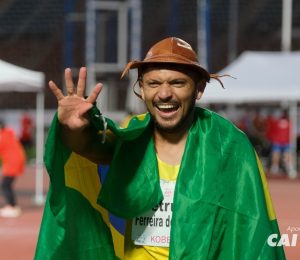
{"left": 144, "top": 77, "right": 188, "bottom": 83}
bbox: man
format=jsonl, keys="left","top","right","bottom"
{"left": 36, "top": 38, "right": 285, "bottom": 259}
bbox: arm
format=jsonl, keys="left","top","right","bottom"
{"left": 49, "top": 67, "right": 115, "bottom": 164}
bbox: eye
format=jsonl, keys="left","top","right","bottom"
{"left": 146, "top": 81, "right": 160, "bottom": 88}
{"left": 170, "top": 80, "right": 185, "bottom": 88}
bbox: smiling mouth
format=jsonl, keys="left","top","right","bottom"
{"left": 155, "top": 103, "right": 179, "bottom": 113}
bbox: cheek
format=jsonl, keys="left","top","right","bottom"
{"left": 141, "top": 88, "right": 156, "bottom": 102}
{"left": 177, "top": 89, "right": 197, "bottom": 103}
{"left": 140, "top": 89, "right": 155, "bottom": 110}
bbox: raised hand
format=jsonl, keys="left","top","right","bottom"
{"left": 49, "top": 67, "right": 102, "bottom": 131}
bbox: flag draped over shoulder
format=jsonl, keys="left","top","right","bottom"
{"left": 98, "top": 107, "right": 286, "bottom": 260}
{"left": 36, "top": 106, "right": 285, "bottom": 260}
{"left": 35, "top": 114, "right": 116, "bottom": 260}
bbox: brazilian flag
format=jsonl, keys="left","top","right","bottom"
{"left": 35, "top": 107, "right": 285, "bottom": 259}
{"left": 34, "top": 114, "right": 124, "bottom": 259}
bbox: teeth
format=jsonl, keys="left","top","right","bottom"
{"left": 157, "top": 104, "right": 177, "bottom": 109}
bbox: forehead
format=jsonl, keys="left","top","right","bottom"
{"left": 142, "top": 68, "right": 193, "bottom": 80}
{"left": 140, "top": 64, "right": 197, "bottom": 80}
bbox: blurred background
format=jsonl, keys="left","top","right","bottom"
{"left": 0, "top": 0, "right": 300, "bottom": 259}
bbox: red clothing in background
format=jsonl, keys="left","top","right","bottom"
{"left": 0, "top": 127, "right": 26, "bottom": 176}
{"left": 20, "top": 113, "right": 33, "bottom": 145}
{"left": 265, "top": 116, "right": 276, "bottom": 142}
{"left": 270, "top": 118, "right": 290, "bottom": 145}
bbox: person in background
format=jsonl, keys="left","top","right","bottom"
{"left": 0, "top": 120, "right": 26, "bottom": 217}
{"left": 20, "top": 111, "right": 33, "bottom": 149}
{"left": 269, "top": 110, "right": 297, "bottom": 179}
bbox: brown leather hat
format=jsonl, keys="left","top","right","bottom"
{"left": 121, "top": 37, "right": 210, "bottom": 81}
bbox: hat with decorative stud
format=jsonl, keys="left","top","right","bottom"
{"left": 121, "top": 37, "right": 210, "bottom": 81}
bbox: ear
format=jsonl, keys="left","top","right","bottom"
{"left": 196, "top": 90, "right": 203, "bottom": 100}
{"left": 195, "top": 80, "right": 206, "bottom": 100}
{"left": 139, "top": 81, "right": 145, "bottom": 100}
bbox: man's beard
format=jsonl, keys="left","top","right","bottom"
{"left": 150, "top": 99, "right": 196, "bottom": 133}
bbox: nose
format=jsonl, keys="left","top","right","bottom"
{"left": 157, "top": 83, "right": 172, "bottom": 100}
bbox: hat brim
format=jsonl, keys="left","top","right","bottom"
{"left": 121, "top": 58, "right": 210, "bottom": 81}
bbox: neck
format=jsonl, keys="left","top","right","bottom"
{"left": 154, "top": 125, "right": 189, "bottom": 145}
{"left": 153, "top": 110, "right": 195, "bottom": 165}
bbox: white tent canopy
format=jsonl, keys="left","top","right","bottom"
{"left": 201, "top": 51, "right": 300, "bottom": 177}
{"left": 0, "top": 59, "right": 45, "bottom": 204}
{"left": 202, "top": 51, "right": 300, "bottom": 103}
{"left": 0, "top": 59, "right": 44, "bottom": 92}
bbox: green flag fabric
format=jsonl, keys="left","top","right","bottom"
{"left": 36, "top": 106, "right": 285, "bottom": 259}
{"left": 98, "top": 107, "right": 285, "bottom": 259}
{"left": 35, "top": 114, "right": 116, "bottom": 260}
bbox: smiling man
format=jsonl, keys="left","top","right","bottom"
{"left": 36, "top": 37, "right": 285, "bottom": 260}
{"left": 136, "top": 64, "right": 205, "bottom": 167}
{"left": 140, "top": 65, "right": 203, "bottom": 128}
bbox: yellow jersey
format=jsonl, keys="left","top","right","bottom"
{"left": 124, "top": 157, "right": 179, "bottom": 259}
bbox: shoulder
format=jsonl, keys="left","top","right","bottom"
{"left": 195, "top": 107, "right": 252, "bottom": 148}
{"left": 196, "top": 107, "right": 243, "bottom": 133}
{"left": 126, "top": 113, "right": 149, "bottom": 127}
